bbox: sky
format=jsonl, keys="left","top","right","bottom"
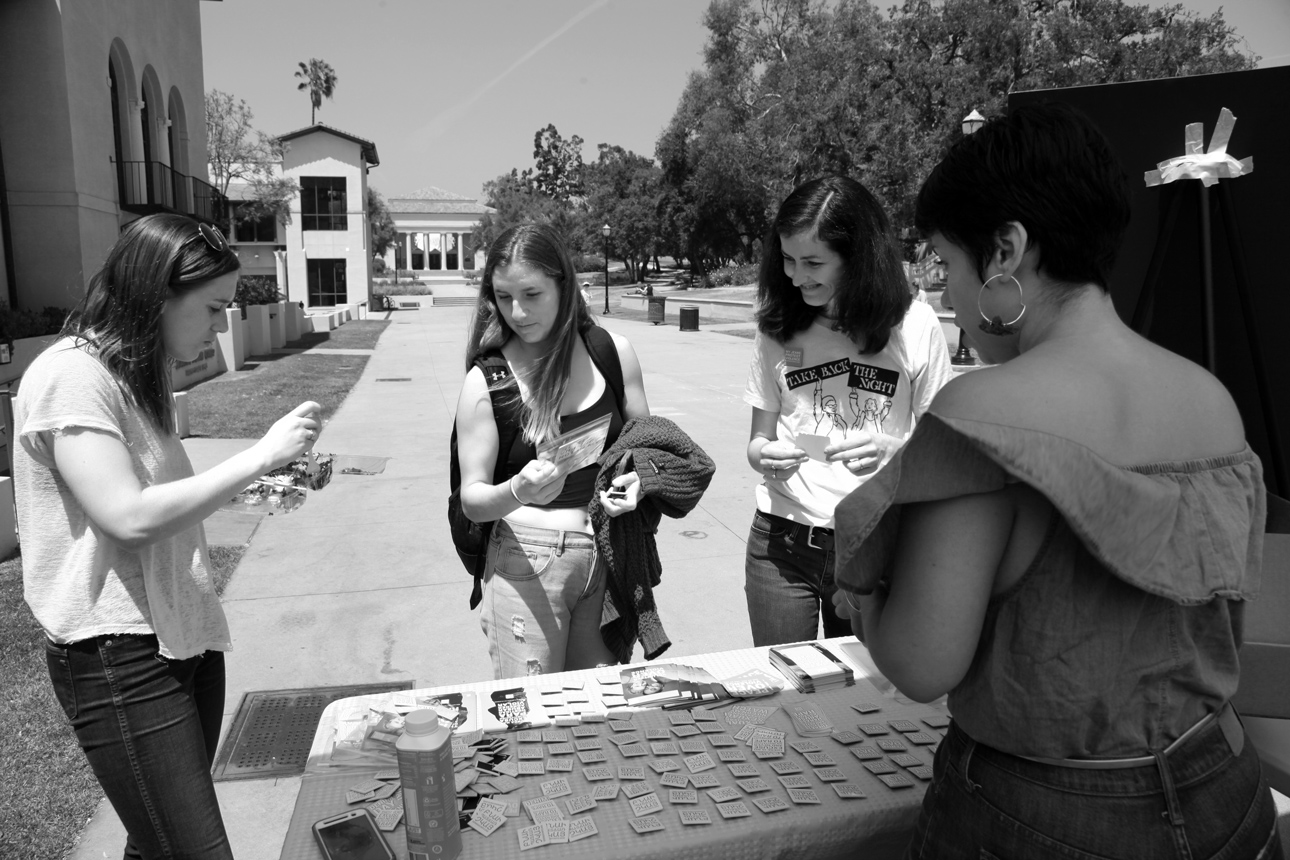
{"left": 199, "top": 0, "right": 1290, "bottom": 204}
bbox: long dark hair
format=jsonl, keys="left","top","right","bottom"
{"left": 61, "top": 214, "right": 239, "bottom": 430}
{"left": 465, "top": 223, "right": 592, "bottom": 444}
{"left": 756, "top": 176, "right": 910, "bottom": 354}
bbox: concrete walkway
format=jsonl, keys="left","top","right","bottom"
{"left": 71, "top": 306, "right": 771, "bottom": 859}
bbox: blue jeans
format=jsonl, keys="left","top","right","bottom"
{"left": 45, "top": 634, "right": 231, "bottom": 860}
{"left": 479, "top": 520, "right": 614, "bottom": 679}
{"left": 744, "top": 509, "right": 851, "bottom": 647}
{"left": 907, "top": 718, "right": 1285, "bottom": 860}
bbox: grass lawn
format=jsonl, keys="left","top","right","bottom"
{"left": 288, "top": 319, "right": 389, "bottom": 351}
{"left": 185, "top": 354, "right": 368, "bottom": 439}
{"left": 0, "top": 552, "right": 100, "bottom": 859}
{"left": 0, "top": 545, "right": 247, "bottom": 858}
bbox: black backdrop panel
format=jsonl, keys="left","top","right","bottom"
{"left": 1009, "top": 67, "right": 1289, "bottom": 496}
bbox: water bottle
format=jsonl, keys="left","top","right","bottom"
{"left": 396, "top": 709, "right": 462, "bottom": 860}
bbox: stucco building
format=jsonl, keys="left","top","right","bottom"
{"left": 0, "top": 0, "right": 225, "bottom": 312}
{"left": 385, "top": 187, "right": 492, "bottom": 283}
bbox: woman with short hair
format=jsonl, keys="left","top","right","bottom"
{"left": 833, "top": 103, "right": 1283, "bottom": 858}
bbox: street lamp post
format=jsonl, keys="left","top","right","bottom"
{"left": 601, "top": 223, "right": 612, "bottom": 315}
{"left": 951, "top": 109, "right": 986, "bottom": 367}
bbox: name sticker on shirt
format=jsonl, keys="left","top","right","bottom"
{"left": 783, "top": 347, "right": 804, "bottom": 368}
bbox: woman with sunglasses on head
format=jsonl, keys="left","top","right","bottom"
{"left": 743, "top": 175, "right": 952, "bottom": 646}
{"left": 14, "top": 213, "right": 322, "bottom": 859}
{"left": 832, "top": 103, "right": 1282, "bottom": 858}
{"left": 456, "top": 224, "right": 650, "bottom": 678}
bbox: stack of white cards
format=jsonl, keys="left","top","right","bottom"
{"left": 768, "top": 643, "right": 854, "bottom": 693}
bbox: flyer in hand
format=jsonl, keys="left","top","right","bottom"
{"left": 536, "top": 414, "right": 611, "bottom": 478}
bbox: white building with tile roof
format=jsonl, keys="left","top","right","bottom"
{"left": 384, "top": 187, "right": 493, "bottom": 284}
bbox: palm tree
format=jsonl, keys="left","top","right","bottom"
{"left": 294, "top": 59, "right": 337, "bottom": 124}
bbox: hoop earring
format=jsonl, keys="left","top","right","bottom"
{"left": 977, "top": 274, "right": 1025, "bottom": 336}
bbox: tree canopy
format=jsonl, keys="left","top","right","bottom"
{"left": 204, "top": 89, "right": 297, "bottom": 236}
{"left": 657, "top": 0, "right": 1257, "bottom": 265}
{"left": 474, "top": 0, "right": 1254, "bottom": 278}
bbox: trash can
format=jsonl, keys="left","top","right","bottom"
{"left": 679, "top": 305, "right": 700, "bottom": 331}
{"left": 647, "top": 295, "right": 667, "bottom": 325}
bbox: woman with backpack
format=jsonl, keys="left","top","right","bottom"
{"left": 456, "top": 224, "right": 650, "bottom": 678}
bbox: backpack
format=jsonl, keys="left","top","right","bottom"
{"left": 449, "top": 325, "right": 626, "bottom": 609}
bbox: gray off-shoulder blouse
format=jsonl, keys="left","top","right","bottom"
{"left": 834, "top": 413, "right": 1266, "bottom": 759}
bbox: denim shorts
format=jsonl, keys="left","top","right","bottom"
{"left": 744, "top": 509, "right": 852, "bottom": 647}
{"left": 479, "top": 520, "right": 615, "bottom": 679}
{"left": 906, "top": 717, "right": 1284, "bottom": 860}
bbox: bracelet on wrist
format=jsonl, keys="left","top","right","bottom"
{"left": 509, "top": 475, "right": 525, "bottom": 506}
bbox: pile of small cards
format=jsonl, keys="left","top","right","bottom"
{"left": 536, "top": 677, "right": 627, "bottom": 719}
{"left": 343, "top": 771, "right": 404, "bottom": 831}
{"left": 513, "top": 795, "right": 600, "bottom": 849}
{"left": 453, "top": 731, "right": 524, "bottom": 808}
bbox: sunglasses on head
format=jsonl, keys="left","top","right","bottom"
{"left": 197, "top": 222, "right": 229, "bottom": 254}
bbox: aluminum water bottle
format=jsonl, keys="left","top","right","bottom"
{"left": 397, "top": 709, "right": 462, "bottom": 860}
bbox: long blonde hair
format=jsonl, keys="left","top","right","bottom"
{"left": 465, "top": 224, "right": 593, "bottom": 444}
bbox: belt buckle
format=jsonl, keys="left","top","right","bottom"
{"left": 807, "top": 527, "right": 831, "bottom": 551}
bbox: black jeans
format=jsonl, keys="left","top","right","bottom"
{"left": 45, "top": 634, "right": 232, "bottom": 860}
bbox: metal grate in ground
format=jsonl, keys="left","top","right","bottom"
{"left": 211, "top": 682, "right": 412, "bottom": 781}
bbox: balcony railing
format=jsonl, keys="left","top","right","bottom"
{"left": 117, "top": 160, "right": 227, "bottom": 226}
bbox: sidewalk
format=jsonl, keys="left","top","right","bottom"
{"left": 71, "top": 306, "right": 769, "bottom": 859}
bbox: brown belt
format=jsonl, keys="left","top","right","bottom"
{"left": 1014, "top": 702, "right": 1243, "bottom": 770}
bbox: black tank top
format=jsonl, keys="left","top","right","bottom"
{"left": 503, "top": 382, "right": 625, "bottom": 508}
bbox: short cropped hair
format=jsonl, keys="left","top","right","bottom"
{"left": 756, "top": 176, "right": 910, "bottom": 354}
{"left": 914, "top": 102, "right": 1131, "bottom": 290}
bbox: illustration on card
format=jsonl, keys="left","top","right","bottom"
{"left": 787, "top": 358, "right": 900, "bottom": 436}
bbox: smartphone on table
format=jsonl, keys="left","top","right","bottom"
{"left": 312, "top": 808, "right": 395, "bottom": 860}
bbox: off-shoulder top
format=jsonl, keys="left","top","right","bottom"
{"left": 834, "top": 413, "right": 1266, "bottom": 759}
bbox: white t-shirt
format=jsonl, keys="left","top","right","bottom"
{"left": 14, "top": 340, "right": 230, "bottom": 659}
{"left": 744, "top": 301, "right": 952, "bottom": 527}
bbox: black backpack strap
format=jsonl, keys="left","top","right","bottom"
{"left": 468, "top": 352, "right": 521, "bottom": 609}
{"left": 583, "top": 325, "right": 626, "bottom": 416}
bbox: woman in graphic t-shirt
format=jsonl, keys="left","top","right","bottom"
{"left": 743, "top": 176, "right": 952, "bottom": 646}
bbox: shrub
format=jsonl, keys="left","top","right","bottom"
{"left": 582, "top": 271, "right": 635, "bottom": 288}
{"left": 372, "top": 257, "right": 387, "bottom": 275}
{"left": 371, "top": 282, "right": 434, "bottom": 297}
{"left": 0, "top": 305, "right": 70, "bottom": 340}
{"left": 572, "top": 253, "right": 605, "bottom": 273}
{"left": 701, "top": 262, "right": 759, "bottom": 288}
{"left": 235, "top": 275, "right": 282, "bottom": 306}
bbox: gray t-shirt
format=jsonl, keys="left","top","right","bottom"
{"left": 14, "top": 339, "right": 230, "bottom": 659}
